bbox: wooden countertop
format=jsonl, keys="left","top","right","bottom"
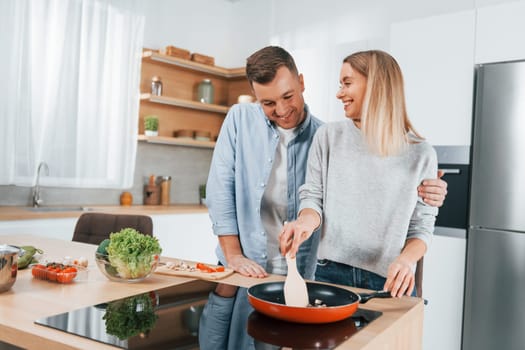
{"left": 0, "top": 204, "right": 208, "bottom": 221}
{"left": 0, "top": 235, "right": 423, "bottom": 350}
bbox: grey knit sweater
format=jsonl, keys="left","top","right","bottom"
{"left": 298, "top": 119, "right": 438, "bottom": 277}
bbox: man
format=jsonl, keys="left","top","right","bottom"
{"left": 206, "top": 46, "right": 447, "bottom": 280}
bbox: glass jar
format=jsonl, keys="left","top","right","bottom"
{"left": 197, "top": 79, "right": 214, "bottom": 104}
{"left": 151, "top": 76, "right": 163, "bottom": 96}
{"left": 160, "top": 176, "right": 171, "bottom": 205}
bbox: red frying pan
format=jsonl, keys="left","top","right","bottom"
{"left": 247, "top": 281, "right": 391, "bottom": 324}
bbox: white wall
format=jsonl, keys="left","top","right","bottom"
{"left": 142, "top": 0, "right": 525, "bottom": 144}
{"left": 144, "top": 0, "right": 525, "bottom": 127}
{"left": 142, "top": 0, "right": 271, "bottom": 68}
{"left": 390, "top": 11, "right": 476, "bottom": 146}
{"left": 262, "top": 0, "right": 478, "bottom": 125}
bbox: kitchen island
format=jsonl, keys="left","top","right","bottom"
{"left": 0, "top": 234, "right": 423, "bottom": 349}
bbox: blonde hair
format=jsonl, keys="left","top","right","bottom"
{"left": 343, "top": 50, "right": 423, "bottom": 156}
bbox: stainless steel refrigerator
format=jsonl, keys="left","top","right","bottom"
{"left": 463, "top": 60, "right": 525, "bottom": 350}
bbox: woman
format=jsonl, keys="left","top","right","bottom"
{"left": 279, "top": 50, "right": 438, "bottom": 297}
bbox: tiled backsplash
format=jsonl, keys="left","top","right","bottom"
{"left": 0, "top": 143, "right": 213, "bottom": 206}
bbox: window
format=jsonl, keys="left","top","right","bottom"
{"left": 0, "top": 0, "right": 144, "bottom": 188}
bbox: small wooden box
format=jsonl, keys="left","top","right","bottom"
{"left": 191, "top": 53, "right": 215, "bottom": 66}
{"left": 142, "top": 47, "right": 159, "bottom": 53}
{"left": 164, "top": 46, "right": 191, "bottom": 60}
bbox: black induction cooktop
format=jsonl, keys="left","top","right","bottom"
{"left": 34, "top": 279, "right": 382, "bottom": 349}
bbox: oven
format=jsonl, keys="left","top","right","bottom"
{"left": 435, "top": 145, "right": 470, "bottom": 235}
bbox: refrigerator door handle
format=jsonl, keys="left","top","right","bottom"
{"left": 439, "top": 168, "right": 461, "bottom": 175}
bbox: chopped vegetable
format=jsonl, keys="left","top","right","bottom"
{"left": 72, "top": 256, "right": 88, "bottom": 267}
{"left": 308, "top": 299, "right": 327, "bottom": 307}
{"left": 106, "top": 228, "right": 162, "bottom": 279}
{"left": 196, "top": 262, "right": 225, "bottom": 273}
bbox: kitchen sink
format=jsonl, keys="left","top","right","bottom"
{"left": 25, "top": 206, "right": 93, "bottom": 212}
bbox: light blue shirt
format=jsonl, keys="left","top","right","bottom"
{"left": 206, "top": 103, "right": 323, "bottom": 279}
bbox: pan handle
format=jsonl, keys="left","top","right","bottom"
{"left": 358, "top": 291, "right": 392, "bottom": 304}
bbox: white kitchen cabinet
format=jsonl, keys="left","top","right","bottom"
{"left": 0, "top": 218, "right": 77, "bottom": 241}
{"left": 475, "top": 1, "right": 525, "bottom": 64}
{"left": 151, "top": 213, "right": 216, "bottom": 264}
{"left": 422, "top": 230, "right": 467, "bottom": 350}
{"left": 0, "top": 213, "right": 217, "bottom": 265}
{"left": 390, "top": 11, "right": 476, "bottom": 146}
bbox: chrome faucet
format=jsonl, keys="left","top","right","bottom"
{"left": 32, "top": 161, "right": 49, "bottom": 207}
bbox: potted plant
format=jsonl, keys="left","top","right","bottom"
{"left": 144, "top": 115, "right": 159, "bottom": 136}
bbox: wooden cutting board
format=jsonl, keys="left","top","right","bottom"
{"left": 155, "top": 263, "right": 235, "bottom": 280}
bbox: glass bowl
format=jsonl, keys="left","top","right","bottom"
{"left": 95, "top": 252, "right": 159, "bottom": 283}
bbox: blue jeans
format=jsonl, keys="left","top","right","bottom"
{"left": 314, "top": 259, "right": 386, "bottom": 291}
{"left": 315, "top": 259, "right": 417, "bottom": 296}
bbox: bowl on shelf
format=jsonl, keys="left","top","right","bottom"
{"left": 194, "top": 130, "right": 211, "bottom": 142}
{"left": 173, "top": 129, "right": 195, "bottom": 140}
{"left": 95, "top": 252, "right": 159, "bottom": 283}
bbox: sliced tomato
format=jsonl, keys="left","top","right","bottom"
{"left": 46, "top": 266, "right": 59, "bottom": 281}
{"left": 32, "top": 264, "right": 46, "bottom": 279}
{"left": 57, "top": 271, "right": 74, "bottom": 283}
{"left": 56, "top": 271, "right": 65, "bottom": 283}
{"left": 63, "top": 266, "right": 78, "bottom": 276}
{"left": 57, "top": 266, "right": 78, "bottom": 283}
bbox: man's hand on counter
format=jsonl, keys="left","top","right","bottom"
{"left": 219, "top": 235, "right": 268, "bottom": 278}
{"left": 227, "top": 254, "right": 268, "bottom": 278}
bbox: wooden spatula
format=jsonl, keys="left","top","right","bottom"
{"left": 284, "top": 253, "right": 309, "bottom": 307}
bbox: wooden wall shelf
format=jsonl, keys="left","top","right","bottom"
{"left": 142, "top": 51, "right": 246, "bottom": 78}
{"left": 138, "top": 135, "right": 215, "bottom": 149}
{"left": 139, "top": 48, "right": 251, "bottom": 146}
{"left": 141, "top": 93, "right": 229, "bottom": 114}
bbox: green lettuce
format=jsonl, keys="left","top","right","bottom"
{"left": 106, "top": 228, "right": 162, "bottom": 279}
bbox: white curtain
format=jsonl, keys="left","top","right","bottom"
{"left": 0, "top": 0, "right": 144, "bottom": 188}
